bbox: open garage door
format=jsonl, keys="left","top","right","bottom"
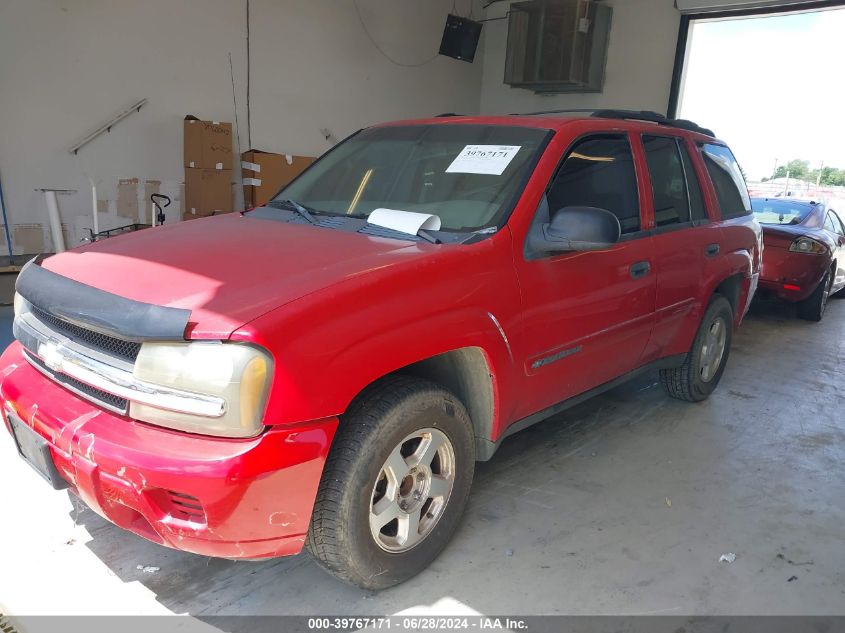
{"left": 668, "top": 2, "right": 845, "bottom": 210}
{"left": 676, "top": 0, "right": 829, "bottom": 12}
{"left": 668, "top": 0, "right": 845, "bottom": 117}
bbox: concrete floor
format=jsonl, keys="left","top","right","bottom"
{"left": 0, "top": 299, "right": 843, "bottom": 618}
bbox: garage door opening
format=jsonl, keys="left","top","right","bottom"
{"left": 669, "top": 2, "right": 845, "bottom": 201}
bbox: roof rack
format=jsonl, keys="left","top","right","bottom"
{"left": 591, "top": 109, "right": 715, "bottom": 137}
{"left": 510, "top": 108, "right": 715, "bottom": 137}
{"left": 435, "top": 113, "right": 463, "bottom": 117}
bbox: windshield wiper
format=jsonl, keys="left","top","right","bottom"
{"left": 269, "top": 199, "right": 319, "bottom": 225}
{"left": 417, "top": 230, "right": 441, "bottom": 244}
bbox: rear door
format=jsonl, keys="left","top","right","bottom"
{"left": 511, "top": 133, "right": 656, "bottom": 419}
{"left": 638, "top": 133, "right": 724, "bottom": 360}
{"left": 698, "top": 142, "right": 757, "bottom": 316}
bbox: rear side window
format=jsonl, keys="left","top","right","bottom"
{"left": 824, "top": 211, "right": 844, "bottom": 236}
{"left": 831, "top": 211, "right": 845, "bottom": 236}
{"left": 643, "top": 135, "right": 691, "bottom": 227}
{"left": 678, "top": 142, "right": 708, "bottom": 221}
{"left": 547, "top": 135, "right": 641, "bottom": 234}
{"left": 700, "top": 144, "right": 751, "bottom": 219}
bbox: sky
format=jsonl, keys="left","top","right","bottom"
{"left": 678, "top": 8, "right": 845, "bottom": 181}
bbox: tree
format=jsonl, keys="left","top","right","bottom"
{"left": 769, "top": 159, "right": 845, "bottom": 186}
{"left": 772, "top": 159, "right": 810, "bottom": 181}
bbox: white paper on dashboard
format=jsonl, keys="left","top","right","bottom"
{"left": 367, "top": 208, "right": 442, "bottom": 236}
{"left": 445, "top": 145, "right": 521, "bottom": 175}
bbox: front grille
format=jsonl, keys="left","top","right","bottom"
{"left": 26, "top": 352, "right": 129, "bottom": 413}
{"left": 30, "top": 305, "right": 142, "bottom": 362}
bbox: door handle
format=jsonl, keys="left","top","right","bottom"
{"left": 629, "top": 261, "right": 651, "bottom": 279}
{"left": 705, "top": 243, "right": 720, "bottom": 257}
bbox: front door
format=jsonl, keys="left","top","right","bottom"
{"left": 511, "top": 133, "right": 656, "bottom": 420}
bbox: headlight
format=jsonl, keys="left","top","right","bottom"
{"left": 129, "top": 341, "right": 272, "bottom": 438}
{"left": 789, "top": 237, "right": 827, "bottom": 254}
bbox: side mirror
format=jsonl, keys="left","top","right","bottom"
{"left": 530, "top": 206, "right": 621, "bottom": 254}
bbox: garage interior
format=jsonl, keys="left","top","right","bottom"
{"left": 1, "top": 0, "right": 844, "bottom": 622}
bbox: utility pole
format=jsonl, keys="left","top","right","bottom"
{"left": 772, "top": 157, "right": 779, "bottom": 180}
{"left": 816, "top": 160, "right": 824, "bottom": 187}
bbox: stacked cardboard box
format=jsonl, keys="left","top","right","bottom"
{"left": 241, "top": 150, "right": 315, "bottom": 209}
{"left": 183, "top": 117, "right": 233, "bottom": 219}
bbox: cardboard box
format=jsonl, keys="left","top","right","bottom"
{"left": 241, "top": 150, "right": 315, "bottom": 208}
{"left": 184, "top": 168, "right": 233, "bottom": 217}
{"left": 184, "top": 117, "right": 233, "bottom": 169}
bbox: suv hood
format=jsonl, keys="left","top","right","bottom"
{"left": 41, "top": 214, "right": 429, "bottom": 338}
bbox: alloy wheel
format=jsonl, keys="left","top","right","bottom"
{"left": 699, "top": 316, "right": 727, "bottom": 382}
{"left": 369, "top": 428, "right": 456, "bottom": 553}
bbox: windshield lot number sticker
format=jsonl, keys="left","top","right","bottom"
{"left": 446, "top": 145, "right": 521, "bottom": 175}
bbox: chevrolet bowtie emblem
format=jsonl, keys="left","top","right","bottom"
{"left": 38, "top": 342, "right": 64, "bottom": 373}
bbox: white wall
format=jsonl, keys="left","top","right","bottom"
{"left": 0, "top": 0, "right": 483, "bottom": 253}
{"left": 478, "top": 0, "right": 680, "bottom": 115}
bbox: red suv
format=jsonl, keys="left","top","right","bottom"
{"left": 2, "top": 110, "right": 760, "bottom": 589}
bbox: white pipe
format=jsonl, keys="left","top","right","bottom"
{"left": 68, "top": 98, "right": 148, "bottom": 155}
{"left": 151, "top": 202, "right": 157, "bottom": 227}
{"left": 44, "top": 190, "right": 66, "bottom": 253}
{"left": 90, "top": 179, "right": 99, "bottom": 236}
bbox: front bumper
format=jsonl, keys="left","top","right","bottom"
{"left": 759, "top": 247, "right": 829, "bottom": 302}
{"left": 0, "top": 342, "right": 338, "bottom": 559}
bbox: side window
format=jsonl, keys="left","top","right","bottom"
{"left": 824, "top": 213, "right": 836, "bottom": 233}
{"left": 643, "top": 135, "right": 690, "bottom": 227}
{"left": 678, "top": 142, "right": 708, "bottom": 221}
{"left": 831, "top": 211, "right": 845, "bottom": 237}
{"left": 547, "top": 135, "right": 641, "bottom": 234}
{"left": 700, "top": 144, "right": 752, "bottom": 219}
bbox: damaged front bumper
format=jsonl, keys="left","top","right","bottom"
{"left": 1, "top": 342, "right": 338, "bottom": 559}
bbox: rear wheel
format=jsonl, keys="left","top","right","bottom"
{"left": 661, "top": 295, "right": 733, "bottom": 402}
{"left": 797, "top": 270, "right": 831, "bottom": 321}
{"left": 306, "top": 376, "right": 475, "bottom": 590}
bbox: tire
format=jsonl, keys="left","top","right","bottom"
{"left": 660, "top": 295, "right": 733, "bottom": 402}
{"left": 306, "top": 375, "right": 475, "bottom": 590}
{"left": 797, "top": 270, "right": 831, "bottom": 321}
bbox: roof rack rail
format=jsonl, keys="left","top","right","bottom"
{"left": 435, "top": 112, "right": 463, "bottom": 117}
{"left": 509, "top": 108, "right": 715, "bottom": 137}
{"left": 591, "top": 109, "right": 715, "bottom": 137}
{"left": 509, "top": 108, "right": 598, "bottom": 116}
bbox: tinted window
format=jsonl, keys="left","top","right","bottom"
{"left": 679, "top": 142, "right": 708, "bottom": 221}
{"left": 751, "top": 199, "right": 816, "bottom": 225}
{"left": 276, "top": 124, "right": 549, "bottom": 231}
{"left": 548, "top": 135, "right": 641, "bottom": 234}
{"left": 643, "top": 135, "right": 690, "bottom": 227}
{"left": 700, "top": 144, "right": 751, "bottom": 219}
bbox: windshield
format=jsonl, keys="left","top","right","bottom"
{"left": 273, "top": 124, "right": 550, "bottom": 231}
{"left": 751, "top": 199, "right": 815, "bottom": 225}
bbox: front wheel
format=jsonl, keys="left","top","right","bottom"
{"left": 661, "top": 295, "right": 733, "bottom": 402}
{"left": 306, "top": 376, "right": 475, "bottom": 590}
